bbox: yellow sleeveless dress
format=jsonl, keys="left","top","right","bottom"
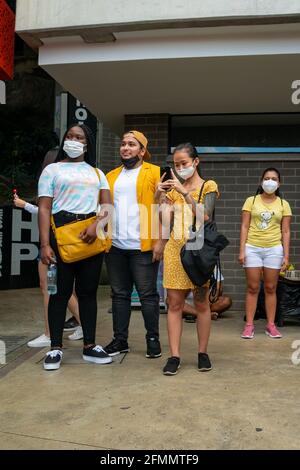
{"left": 163, "top": 180, "right": 219, "bottom": 290}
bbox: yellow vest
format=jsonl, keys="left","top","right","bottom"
{"left": 106, "top": 161, "right": 160, "bottom": 252}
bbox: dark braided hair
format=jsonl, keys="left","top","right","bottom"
{"left": 55, "top": 123, "right": 96, "bottom": 167}
{"left": 256, "top": 167, "right": 281, "bottom": 197}
{"left": 173, "top": 142, "right": 202, "bottom": 177}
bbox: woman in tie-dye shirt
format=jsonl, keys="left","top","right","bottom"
{"left": 38, "top": 123, "right": 112, "bottom": 371}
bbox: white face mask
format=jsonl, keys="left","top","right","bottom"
{"left": 63, "top": 140, "right": 86, "bottom": 159}
{"left": 176, "top": 164, "right": 195, "bottom": 180}
{"left": 262, "top": 179, "right": 278, "bottom": 194}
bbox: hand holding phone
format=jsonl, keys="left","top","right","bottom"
{"left": 159, "top": 166, "right": 173, "bottom": 193}
{"left": 160, "top": 166, "right": 172, "bottom": 182}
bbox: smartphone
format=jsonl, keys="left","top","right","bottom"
{"left": 160, "top": 166, "right": 172, "bottom": 182}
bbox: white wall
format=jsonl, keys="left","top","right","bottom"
{"left": 16, "top": 0, "right": 300, "bottom": 32}
{"left": 39, "top": 24, "right": 300, "bottom": 65}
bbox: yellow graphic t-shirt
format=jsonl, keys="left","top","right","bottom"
{"left": 242, "top": 195, "right": 292, "bottom": 248}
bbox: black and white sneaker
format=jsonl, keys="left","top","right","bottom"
{"left": 83, "top": 345, "right": 113, "bottom": 364}
{"left": 198, "top": 352, "right": 212, "bottom": 372}
{"left": 183, "top": 314, "right": 196, "bottom": 323}
{"left": 163, "top": 356, "right": 181, "bottom": 375}
{"left": 63, "top": 316, "right": 79, "bottom": 331}
{"left": 103, "top": 338, "right": 130, "bottom": 357}
{"left": 146, "top": 337, "right": 162, "bottom": 358}
{"left": 43, "top": 349, "right": 63, "bottom": 370}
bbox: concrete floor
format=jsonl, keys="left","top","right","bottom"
{"left": 0, "top": 285, "right": 300, "bottom": 450}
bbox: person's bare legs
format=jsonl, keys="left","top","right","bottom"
{"left": 38, "top": 261, "right": 50, "bottom": 336}
{"left": 183, "top": 296, "right": 233, "bottom": 320}
{"left": 263, "top": 267, "right": 280, "bottom": 324}
{"left": 211, "top": 295, "right": 232, "bottom": 319}
{"left": 194, "top": 286, "right": 211, "bottom": 353}
{"left": 67, "top": 292, "right": 80, "bottom": 325}
{"left": 182, "top": 290, "right": 197, "bottom": 322}
{"left": 166, "top": 289, "right": 189, "bottom": 357}
{"left": 211, "top": 296, "right": 232, "bottom": 314}
{"left": 244, "top": 268, "right": 262, "bottom": 324}
{"left": 182, "top": 302, "right": 197, "bottom": 316}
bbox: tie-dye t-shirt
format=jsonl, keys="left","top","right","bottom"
{"left": 38, "top": 162, "right": 109, "bottom": 214}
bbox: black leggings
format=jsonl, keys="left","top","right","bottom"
{"left": 49, "top": 229, "right": 103, "bottom": 348}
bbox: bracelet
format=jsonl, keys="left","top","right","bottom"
{"left": 40, "top": 244, "right": 50, "bottom": 248}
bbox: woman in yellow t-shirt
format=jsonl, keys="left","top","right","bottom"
{"left": 239, "top": 167, "right": 292, "bottom": 340}
{"left": 156, "top": 143, "right": 219, "bottom": 375}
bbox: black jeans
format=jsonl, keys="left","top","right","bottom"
{"left": 49, "top": 217, "right": 103, "bottom": 348}
{"left": 106, "top": 246, "right": 160, "bottom": 343}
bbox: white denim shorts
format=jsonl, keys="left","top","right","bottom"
{"left": 244, "top": 244, "right": 283, "bottom": 269}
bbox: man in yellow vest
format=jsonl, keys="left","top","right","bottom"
{"left": 104, "top": 130, "right": 163, "bottom": 358}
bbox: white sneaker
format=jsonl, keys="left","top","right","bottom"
{"left": 68, "top": 326, "right": 83, "bottom": 341}
{"left": 27, "top": 334, "right": 51, "bottom": 348}
{"left": 43, "top": 350, "right": 63, "bottom": 370}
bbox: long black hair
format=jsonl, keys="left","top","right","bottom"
{"left": 173, "top": 142, "right": 202, "bottom": 176}
{"left": 55, "top": 123, "right": 96, "bottom": 167}
{"left": 256, "top": 167, "right": 281, "bottom": 197}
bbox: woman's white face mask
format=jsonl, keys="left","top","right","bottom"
{"left": 262, "top": 179, "right": 278, "bottom": 194}
{"left": 176, "top": 164, "right": 196, "bottom": 180}
{"left": 63, "top": 140, "right": 86, "bottom": 159}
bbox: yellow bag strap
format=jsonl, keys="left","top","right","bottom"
{"left": 94, "top": 167, "right": 101, "bottom": 206}
{"left": 50, "top": 214, "right": 56, "bottom": 234}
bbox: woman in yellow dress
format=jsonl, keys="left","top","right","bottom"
{"left": 156, "top": 143, "right": 219, "bottom": 375}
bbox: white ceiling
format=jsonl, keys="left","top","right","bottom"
{"left": 35, "top": 24, "right": 300, "bottom": 134}
{"left": 43, "top": 53, "right": 300, "bottom": 134}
